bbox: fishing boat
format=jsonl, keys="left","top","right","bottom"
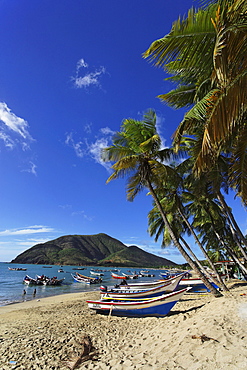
{"left": 36, "top": 275, "right": 65, "bottom": 286}
{"left": 122, "top": 272, "right": 138, "bottom": 279}
{"left": 139, "top": 270, "right": 155, "bottom": 277}
{"left": 23, "top": 275, "right": 43, "bottom": 285}
{"left": 87, "top": 287, "right": 190, "bottom": 317}
{"left": 116, "top": 272, "right": 186, "bottom": 290}
{"left": 8, "top": 267, "right": 27, "bottom": 271}
{"left": 100, "top": 273, "right": 185, "bottom": 299}
{"left": 178, "top": 277, "right": 219, "bottom": 292}
{"left": 72, "top": 274, "right": 92, "bottom": 284}
{"left": 90, "top": 270, "right": 104, "bottom": 276}
{"left": 72, "top": 272, "right": 102, "bottom": 284}
{"left": 111, "top": 272, "right": 128, "bottom": 280}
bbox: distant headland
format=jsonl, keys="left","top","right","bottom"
{"left": 11, "top": 233, "right": 178, "bottom": 268}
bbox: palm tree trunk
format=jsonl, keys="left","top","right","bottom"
{"left": 208, "top": 216, "right": 247, "bottom": 276}
{"left": 146, "top": 179, "right": 222, "bottom": 297}
{"left": 217, "top": 192, "right": 247, "bottom": 260}
{"left": 177, "top": 206, "right": 229, "bottom": 291}
{"left": 179, "top": 235, "right": 227, "bottom": 291}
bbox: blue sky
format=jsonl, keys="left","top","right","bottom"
{"left": 0, "top": 0, "right": 246, "bottom": 264}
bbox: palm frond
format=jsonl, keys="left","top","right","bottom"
{"left": 229, "top": 123, "right": 247, "bottom": 206}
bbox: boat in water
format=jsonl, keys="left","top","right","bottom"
{"left": 111, "top": 272, "right": 128, "bottom": 280}
{"left": 23, "top": 274, "right": 64, "bottom": 286}
{"left": 72, "top": 272, "right": 102, "bottom": 284}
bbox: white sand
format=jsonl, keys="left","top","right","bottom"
{"left": 0, "top": 281, "right": 247, "bottom": 369}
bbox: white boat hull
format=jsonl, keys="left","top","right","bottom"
{"left": 87, "top": 288, "right": 190, "bottom": 317}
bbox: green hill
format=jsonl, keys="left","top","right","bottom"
{"left": 11, "top": 233, "right": 177, "bottom": 268}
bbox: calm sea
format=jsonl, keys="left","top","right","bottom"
{"left": 0, "top": 262, "right": 160, "bottom": 307}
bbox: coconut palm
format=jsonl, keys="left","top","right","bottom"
{"left": 147, "top": 176, "right": 229, "bottom": 290}
{"left": 102, "top": 109, "right": 222, "bottom": 297}
{"left": 143, "top": 0, "right": 247, "bottom": 204}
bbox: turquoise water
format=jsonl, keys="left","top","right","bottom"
{"left": 0, "top": 262, "right": 159, "bottom": 307}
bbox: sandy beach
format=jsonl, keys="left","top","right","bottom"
{"left": 1, "top": 281, "right": 247, "bottom": 370}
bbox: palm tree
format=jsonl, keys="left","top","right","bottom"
{"left": 148, "top": 185, "right": 229, "bottom": 290}
{"left": 102, "top": 110, "right": 222, "bottom": 297}
{"left": 143, "top": 0, "right": 247, "bottom": 204}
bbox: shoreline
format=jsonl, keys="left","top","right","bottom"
{"left": 1, "top": 281, "right": 247, "bottom": 369}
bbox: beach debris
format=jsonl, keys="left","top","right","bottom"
{"left": 63, "top": 334, "right": 97, "bottom": 369}
{"left": 192, "top": 334, "right": 219, "bottom": 343}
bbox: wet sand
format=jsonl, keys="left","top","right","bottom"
{"left": 0, "top": 281, "right": 247, "bottom": 369}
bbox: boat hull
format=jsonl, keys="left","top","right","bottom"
{"left": 101, "top": 273, "right": 185, "bottom": 299}
{"left": 87, "top": 288, "right": 190, "bottom": 317}
{"left": 116, "top": 272, "right": 185, "bottom": 290}
{"left": 179, "top": 278, "right": 219, "bottom": 292}
{"left": 111, "top": 273, "right": 128, "bottom": 279}
{"left": 71, "top": 273, "right": 102, "bottom": 284}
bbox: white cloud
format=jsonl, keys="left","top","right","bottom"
{"left": 0, "top": 131, "right": 15, "bottom": 149}
{"left": 21, "top": 161, "right": 37, "bottom": 176}
{"left": 100, "top": 127, "right": 115, "bottom": 135}
{"left": 14, "top": 237, "right": 51, "bottom": 246}
{"left": 0, "top": 225, "right": 54, "bottom": 236}
{"left": 65, "top": 132, "right": 85, "bottom": 158}
{"left": 88, "top": 137, "right": 112, "bottom": 170}
{"left": 0, "top": 102, "right": 33, "bottom": 149}
{"left": 76, "top": 58, "right": 88, "bottom": 69}
{"left": 71, "top": 210, "right": 93, "bottom": 221}
{"left": 65, "top": 124, "right": 114, "bottom": 171}
{"left": 84, "top": 123, "right": 92, "bottom": 134}
{"left": 71, "top": 58, "right": 106, "bottom": 89}
{"left": 59, "top": 204, "right": 72, "bottom": 210}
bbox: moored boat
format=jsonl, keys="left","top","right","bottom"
{"left": 87, "top": 287, "right": 190, "bottom": 317}
{"left": 72, "top": 272, "right": 102, "bottom": 284}
{"left": 23, "top": 275, "right": 43, "bottom": 285}
{"left": 36, "top": 275, "right": 65, "bottom": 286}
{"left": 111, "top": 272, "right": 128, "bottom": 280}
{"left": 122, "top": 272, "right": 138, "bottom": 279}
{"left": 139, "top": 270, "right": 155, "bottom": 277}
{"left": 90, "top": 270, "right": 104, "bottom": 276}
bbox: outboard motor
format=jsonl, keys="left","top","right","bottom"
{"left": 100, "top": 285, "right": 107, "bottom": 292}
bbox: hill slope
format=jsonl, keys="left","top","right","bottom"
{"left": 11, "top": 233, "right": 177, "bottom": 267}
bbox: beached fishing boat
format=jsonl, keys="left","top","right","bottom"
{"left": 111, "top": 272, "right": 128, "bottom": 280}
{"left": 100, "top": 273, "right": 185, "bottom": 299}
{"left": 115, "top": 272, "right": 186, "bottom": 290}
{"left": 87, "top": 287, "right": 190, "bottom": 317}
{"left": 178, "top": 277, "right": 219, "bottom": 292}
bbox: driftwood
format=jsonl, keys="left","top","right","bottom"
{"left": 192, "top": 334, "right": 219, "bottom": 343}
{"left": 63, "top": 335, "right": 97, "bottom": 370}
